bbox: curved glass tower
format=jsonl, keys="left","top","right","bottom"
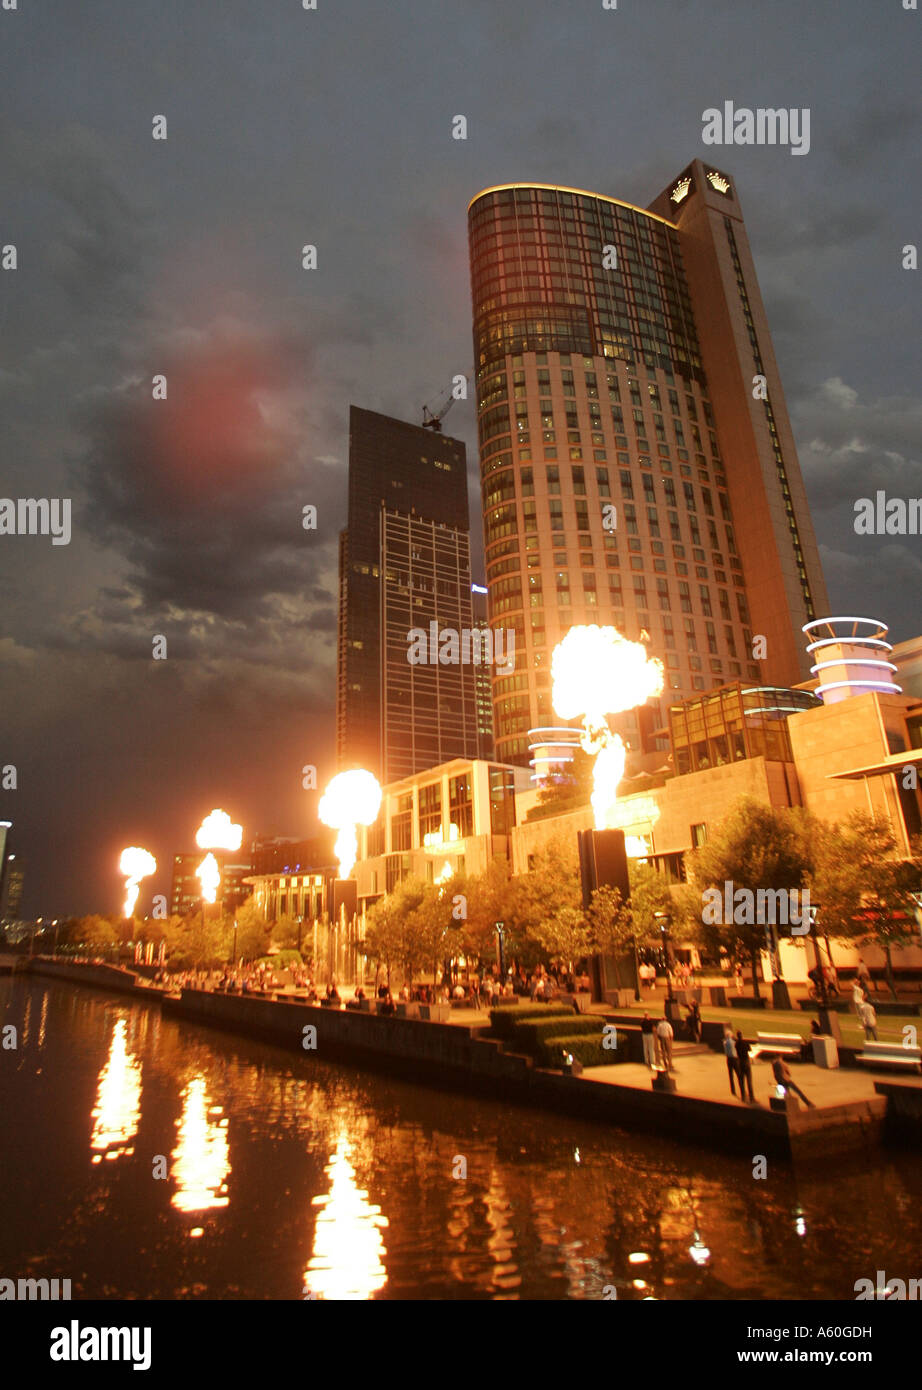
{"left": 468, "top": 164, "right": 827, "bottom": 765}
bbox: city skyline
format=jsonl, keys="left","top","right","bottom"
{"left": 1, "top": 0, "right": 919, "bottom": 915}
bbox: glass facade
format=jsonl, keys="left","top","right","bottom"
{"left": 668, "top": 683, "right": 820, "bottom": 775}
{"left": 469, "top": 184, "right": 756, "bottom": 764}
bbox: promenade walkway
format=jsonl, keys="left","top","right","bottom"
{"left": 588, "top": 1044, "right": 908, "bottom": 1110}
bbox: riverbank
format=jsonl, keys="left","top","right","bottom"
{"left": 22, "top": 957, "right": 920, "bottom": 1160}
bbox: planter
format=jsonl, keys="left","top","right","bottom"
{"left": 395, "top": 1002, "right": 420, "bottom": 1019}
{"left": 419, "top": 1003, "right": 451, "bottom": 1022}
{"left": 730, "top": 995, "right": 768, "bottom": 1009}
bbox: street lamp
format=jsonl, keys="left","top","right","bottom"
{"left": 495, "top": 921, "right": 506, "bottom": 982}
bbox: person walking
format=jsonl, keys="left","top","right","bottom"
{"left": 641, "top": 1013, "right": 657, "bottom": 1069}
{"left": 856, "top": 958, "right": 873, "bottom": 995}
{"left": 722, "top": 1025, "right": 738, "bottom": 1097}
{"left": 735, "top": 1030, "right": 755, "bottom": 1103}
{"left": 852, "top": 979, "right": 866, "bottom": 1015}
{"left": 771, "top": 1055, "right": 815, "bottom": 1108}
{"left": 858, "top": 999, "right": 878, "bottom": 1042}
{"left": 655, "top": 1016, "right": 674, "bottom": 1071}
{"left": 685, "top": 998, "right": 702, "bottom": 1043}
{"left": 734, "top": 963, "right": 744, "bottom": 995}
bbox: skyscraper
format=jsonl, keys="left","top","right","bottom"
{"left": 468, "top": 162, "right": 828, "bottom": 765}
{"left": 337, "top": 407, "right": 481, "bottom": 782}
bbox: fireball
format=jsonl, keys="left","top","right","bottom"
{"left": 195, "top": 809, "right": 243, "bottom": 852}
{"left": 119, "top": 846, "right": 157, "bottom": 918}
{"left": 551, "top": 625, "right": 664, "bottom": 831}
{"left": 319, "top": 770, "right": 382, "bottom": 879}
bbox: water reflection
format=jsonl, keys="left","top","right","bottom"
{"left": 6, "top": 975, "right": 922, "bottom": 1301}
{"left": 305, "top": 1133, "right": 388, "bottom": 1299}
{"left": 90, "top": 1016, "right": 142, "bottom": 1161}
{"left": 171, "top": 1076, "right": 230, "bottom": 1214}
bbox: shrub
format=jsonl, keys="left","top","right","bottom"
{"left": 535, "top": 1033, "right": 612, "bottom": 1069}
{"left": 489, "top": 1005, "right": 573, "bottom": 1037}
{"left": 512, "top": 1015, "right": 604, "bottom": 1049}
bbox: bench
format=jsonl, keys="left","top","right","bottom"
{"left": 750, "top": 1032, "right": 805, "bottom": 1060}
{"left": 855, "top": 1041, "right": 922, "bottom": 1073}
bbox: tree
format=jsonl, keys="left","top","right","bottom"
{"left": 586, "top": 885, "right": 635, "bottom": 957}
{"left": 686, "top": 797, "right": 813, "bottom": 1000}
{"left": 232, "top": 897, "right": 272, "bottom": 962}
{"left": 810, "top": 814, "right": 922, "bottom": 999}
{"left": 627, "top": 860, "right": 682, "bottom": 944}
{"left": 364, "top": 877, "right": 433, "bottom": 988}
{"left": 511, "top": 834, "right": 582, "bottom": 966}
{"left": 531, "top": 905, "right": 593, "bottom": 970}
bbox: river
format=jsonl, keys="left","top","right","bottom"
{"left": 1, "top": 976, "right": 919, "bottom": 1300}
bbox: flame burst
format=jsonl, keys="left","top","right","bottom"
{"left": 196, "top": 852, "right": 221, "bottom": 905}
{"left": 195, "top": 809, "right": 243, "bottom": 851}
{"left": 119, "top": 846, "right": 157, "bottom": 918}
{"left": 319, "top": 770, "right": 382, "bottom": 879}
{"left": 552, "top": 625, "right": 664, "bottom": 831}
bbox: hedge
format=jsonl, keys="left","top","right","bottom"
{"left": 535, "top": 1033, "right": 612, "bottom": 1069}
{"left": 489, "top": 1005, "right": 574, "bottom": 1037}
{"left": 511, "top": 1015, "right": 605, "bottom": 1049}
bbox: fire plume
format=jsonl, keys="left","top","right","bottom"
{"left": 552, "top": 625, "right": 664, "bottom": 831}
{"left": 319, "top": 770, "right": 382, "bottom": 879}
{"left": 119, "top": 846, "right": 157, "bottom": 919}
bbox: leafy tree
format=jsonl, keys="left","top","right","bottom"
{"left": 531, "top": 905, "right": 593, "bottom": 969}
{"left": 231, "top": 897, "right": 272, "bottom": 962}
{"left": 365, "top": 877, "right": 431, "bottom": 988}
{"left": 627, "top": 860, "right": 683, "bottom": 943}
{"left": 809, "top": 814, "right": 922, "bottom": 999}
{"left": 686, "top": 797, "right": 813, "bottom": 1000}
{"left": 586, "top": 885, "right": 635, "bottom": 957}
{"left": 511, "top": 834, "right": 582, "bottom": 966}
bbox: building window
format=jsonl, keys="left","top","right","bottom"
{"left": 418, "top": 783, "right": 442, "bottom": 840}
{"left": 390, "top": 793, "right": 412, "bottom": 852}
{"left": 449, "top": 773, "right": 474, "bottom": 838}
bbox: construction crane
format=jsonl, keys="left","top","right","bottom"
{"left": 421, "top": 373, "right": 470, "bottom": 432}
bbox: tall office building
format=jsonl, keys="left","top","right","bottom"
{"left": 337, "top": 407, "right": 481, "bottom": 783}
{"left": 468, "top": 162, "right": 828, "bottom": 765}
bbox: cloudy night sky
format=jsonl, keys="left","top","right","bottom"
{"left": 0, "top": 0, "right": 919, "bottom": 916}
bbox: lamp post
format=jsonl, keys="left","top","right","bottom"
{"left": 495, "top": 921, "right": 506, "bottom": 982}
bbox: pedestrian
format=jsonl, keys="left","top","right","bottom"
{"left": 685, "top": 998, "right": 702, "bottom": 1043}
{"left": 734, "top": 963, "right": 744, "bottom": 995}
{"left": 852, "top": 979, "right": 866, "bottom": 1015}
{"left": 771, "top": 1055, "right": 815, "bottom": 1108}
{"left": 641, "top": 1012, "right": 656, "bottom": 1069}
{"left": 858, "top": 999, "right": 878, "bottom": 1042}
{"left": 655, "top": 1016, "right": 674, "bottom": 1071}
{"left": 856, "top": 958, "right": 873, "bottom": 995}
{"left": 470, "top": 973, "right": 481, "bottom": 1009}
{"left": 735, "top": 1030, "right": 755, "bottom": 1103}
{"left": 722, "top": 1025, "right": 738, "bottom": 1097}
